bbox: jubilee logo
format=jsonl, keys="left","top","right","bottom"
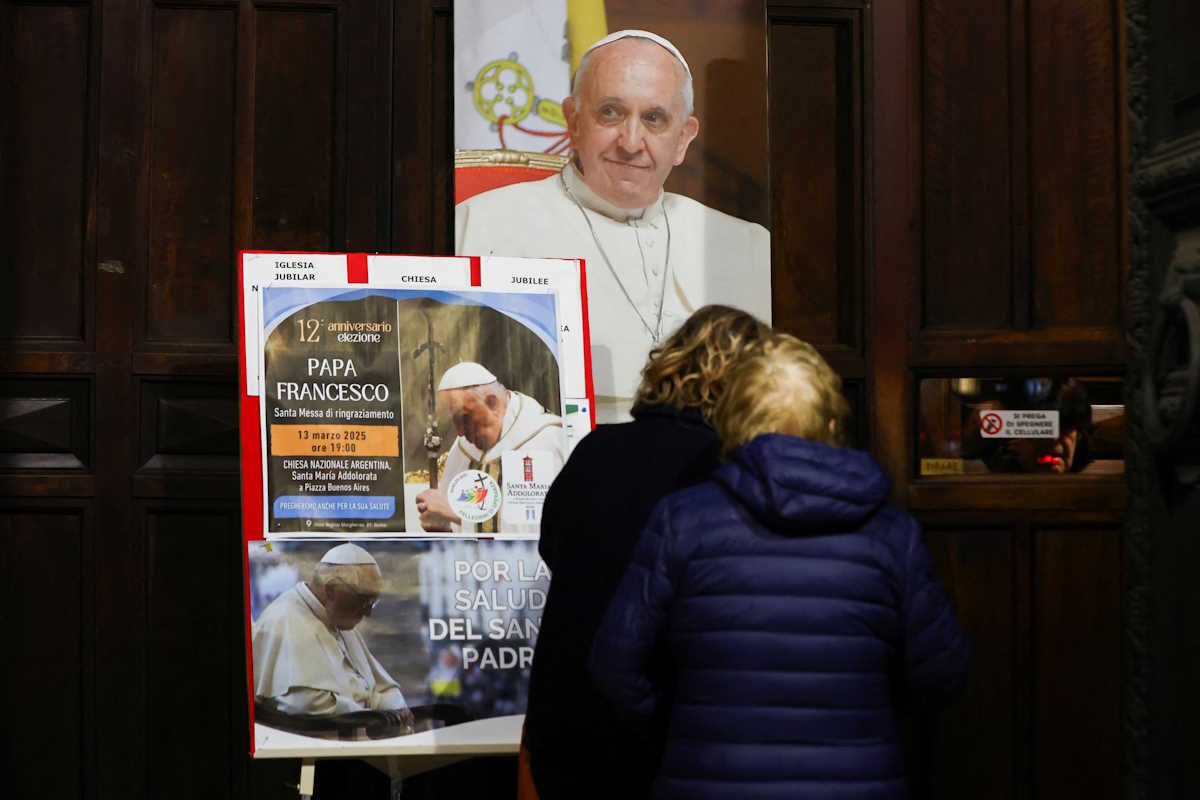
{"left": 447, "top": 469, "right": 502, "bottom": 524}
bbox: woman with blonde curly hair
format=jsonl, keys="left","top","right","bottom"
{"left": 522, "top": 305, "right": 768, "bottom": 800}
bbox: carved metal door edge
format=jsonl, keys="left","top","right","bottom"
{"left": 1126, "top": 0, "right": 1200, "bottom": 796}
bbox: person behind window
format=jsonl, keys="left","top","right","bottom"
{"left": 965, "top": 378, "right": 1094, "bottom": 474}
{"left": 590, "top": 332, "right": 968, "bottom": 799}
{"left": 522, "top": 305, "right": 769, "bottom": 800}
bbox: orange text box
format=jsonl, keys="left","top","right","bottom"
{"left": 271, "top": 425, "right": 399, "bottom": 457}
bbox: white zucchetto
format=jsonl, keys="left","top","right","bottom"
{"left": 319, "top": 542, "right": 379, "bottom": 567}
{"left": 437, "top": 361, "right": 499, "bottom": 392}
{"left": 580, "top": 29, "right": 691, "bottom": 77}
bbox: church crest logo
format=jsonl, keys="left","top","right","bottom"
{"left": 447, "top": 469, "right": 501, "bottom": 524}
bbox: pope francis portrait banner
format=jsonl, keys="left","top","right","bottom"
{"left": 453, "top": 1, "right": 772, "bottom": 424}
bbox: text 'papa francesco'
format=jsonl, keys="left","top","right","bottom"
{"left": 274, "top": 358, "right": 390, "bottom": 403}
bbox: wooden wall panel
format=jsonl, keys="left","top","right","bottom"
{"left": 842, "top": 378, "right": 867, "bottom": 450}
{"left": 1, "top": 507, "right": 89, "bottom": 800}
{"left": 392, "top": 0, "right": 452, "bottom": 253}
{"left": 428, "top": 0, "right": 453, "bottom": 254}
{"left": 137, "top": 378, "right": 238, "bottom": 475}
{"left": 768, "top": 11, "right": 862, "bottom": 352}
{"left": 1029, "top": 0, "right": 1121, "bottom": 329}
{"left": 343, "top": 0, "right": 391, "bottom": 250}
{"left": 923, "top": 527, "right": 1021, "bottom": 800}
{"left": 145, "top": 506, "right": 240, "bottom": 800}
{"left": 921, "top": 0, "right": 1013, "bottom": 330}
{"left": 0, "top": 377, "right": 91, "bottom": 470}
{"left": 1032, "top": 526, "right": 1122, "bottom": 799}
{"left": 144, "top": 6, "right": 237, "bottom": 347}
{"left": 0, "top": 3, "right": 91, "bottom": 345}
{"left": 252, "top": 8, "right": 337, "bottom": 250}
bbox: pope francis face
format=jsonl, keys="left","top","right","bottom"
{"left": 440, "top": 386, "right": 507, "bottom": 451}
{"left": 314, "top": 563, "right": 384, "bottom": 630}
{"left": 563, "top": 38, "right": 700, "bottom": 209}
{"left": 324, "top": 580, "right": 380, "bottom": 630}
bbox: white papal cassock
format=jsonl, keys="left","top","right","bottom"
{"left": 456, "top": 163, "right": 772, "bottom": 423}
{"left": 252, "top": 583, "right": 406, "bottom": 715}
{"left": 440, "top": 389, "right": 565, "bottom": 535}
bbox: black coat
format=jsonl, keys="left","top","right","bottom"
{"left": 525, "top": 405, "right": 721, "bottom": 799}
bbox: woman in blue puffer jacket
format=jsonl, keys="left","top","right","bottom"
{"left": 590, "top": 333, "right": 968, "bottom": 799}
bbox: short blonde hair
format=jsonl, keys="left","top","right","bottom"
{"left": 713, "top": 332, "right": 851, "bottom": 455}
{"left": 631, "top": 305, "right": 769, "bottom": 419}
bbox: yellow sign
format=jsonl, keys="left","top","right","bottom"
{"left": 920, "top": 458, "right": 965, "bottom": 476}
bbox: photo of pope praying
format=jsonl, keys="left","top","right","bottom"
{"left": 248, "top": 538, "right": 550, "bottom": 744}
{"left": 251, "top": 543, "right": 414, "bottom": 731}
{"left": 415, "top": 361, "right": 566, "bottom": 535}
{"left": 456, "top": 29, "right": 772, "bottom": 423}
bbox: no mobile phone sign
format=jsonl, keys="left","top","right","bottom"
{"left": 979, "top": 410, "right": 1060, "bottom": 439}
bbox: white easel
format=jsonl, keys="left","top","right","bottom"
{"left": 292, "top": 754, "right": 477, "bottom": 798}
{"left": 297, "top": 758, "right": 315, "bottom": 799}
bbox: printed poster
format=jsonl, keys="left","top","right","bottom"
{"left": 257, "top": 283, "right": 566, "bottom": 537}
{"left": 248, "top": 539, "right": 550, "bottom": 755}
{"left": 238, "top": 252, "right": 596, "bottom": 758}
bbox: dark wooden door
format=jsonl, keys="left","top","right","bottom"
{"left": 1, "top": 1, "right": 403, "bottom": 798}
{"left": 767, "top": 0, "right": 1128, "bottom": 796}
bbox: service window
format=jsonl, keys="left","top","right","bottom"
{"left": 916, "top": 376, "right": 1124, "bottom": 477}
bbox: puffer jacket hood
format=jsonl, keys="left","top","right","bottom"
{"left": 715, "top": 433, "right": 890, "bottom": 532}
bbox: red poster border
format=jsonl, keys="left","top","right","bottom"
{"left": 237, "top": 251, "right": 595, "bottom": 755}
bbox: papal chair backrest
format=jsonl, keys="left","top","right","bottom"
{"left": 454, "top": 149, "right": 570, "bottom": 204}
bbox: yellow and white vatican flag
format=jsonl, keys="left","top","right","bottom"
{"left": 454, "top": 0, "right": 607, "bottom": 155}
